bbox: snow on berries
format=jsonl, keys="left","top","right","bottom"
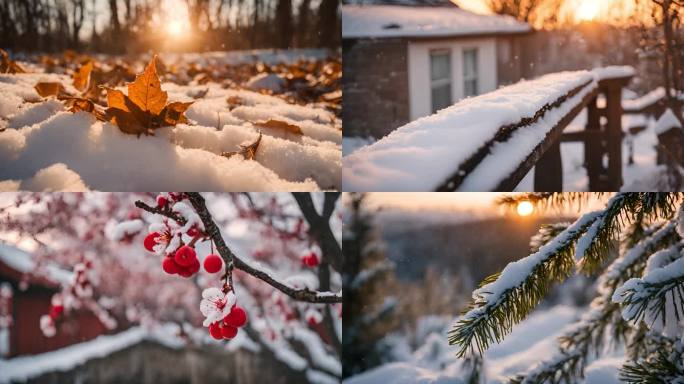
{"left": 203, "top": 254, "right": 223, "bottom": 274}
{"left": 305, "top": 308, "right": 322, "bottom": 326}
{"left": 301, "top": 251, "right": 320, "bottom": 268}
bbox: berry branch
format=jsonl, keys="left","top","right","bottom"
{"left": 184, "top": 192, "right": 342, "bottom": 304}
{"left": 292, "top": 192, "right": 343, "bottom": 271}
{"left": 134, "top": 200, "right": 186, "bottom": 224}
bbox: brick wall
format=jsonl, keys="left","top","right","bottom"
{"left": 343, "top": 38, "right": 410, "bottom": 139}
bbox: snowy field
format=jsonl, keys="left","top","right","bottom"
{"left": 344, "top": 305, "right": 624, "bottom": 384}
{"left": 0, "top": 50, "right": 341, "bottom": 191}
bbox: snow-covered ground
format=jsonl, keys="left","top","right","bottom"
{"left": 344, "top": 305, "right": 624, "bottom": 384}
{"left": 0, "top": 51, "right": 341, "bottom": 192}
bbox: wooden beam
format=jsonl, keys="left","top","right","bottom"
{"left": 494, "top": 87, "right": 599, "bottom": 191}
{"left": 604, "top": 80, "right": 625, "bottom": 190}
{"left": 534, "top": 140, "right": 562, "bottom": 191}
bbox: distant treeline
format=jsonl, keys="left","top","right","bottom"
{"left": 0, "top": 0, "right": 340, "bottom": 53}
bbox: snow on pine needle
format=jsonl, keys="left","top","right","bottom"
{"left": 0, "top": 50, "right": 341, "bottom": 191}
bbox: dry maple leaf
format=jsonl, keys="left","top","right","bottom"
{"left": 0, "top": 49, "right": 26, "bottom": 74}
{"left": 221, "top": 133, "right": 262, "bottom": 160}
{"left": 255, "top": 119, "right": 303, "bottom": 135}
{"left": 103, "top": 55, "right": 192, "bottom": 136}
{"left": 73, "top": 60, "right": 93, "bottom": 92}
{"left": 35, "top": 82, "right": 69, "bottom": 98}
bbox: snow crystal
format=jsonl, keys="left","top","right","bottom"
{"left": 654, "top": 108, "right": 682, "bottom": 135}
{"left": 342, "top": 4, "right": 530, "bottom": 39}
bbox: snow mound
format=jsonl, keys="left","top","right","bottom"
{"left": 245, "top": 73, "right": 286, "bottom": 93}
{"left": 342, "top": 4, "right": 530, "bottom": 39}
{"left": 0, "top": 72, "right": 341, "bottom": 191}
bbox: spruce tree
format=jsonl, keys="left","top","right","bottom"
{"left": 449, "top": 192, "right": 684, "bottom": 383}
{"left": 343, "top": 193, "right": 400, "bottom": 378}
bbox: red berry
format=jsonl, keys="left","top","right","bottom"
{"left": 187, "top": 257, "right": 200, "bottom": 275}
{"left": 204, "top": 254, "right": 223, "bottom": 274}
{"left": 156, "top": 195, "right": 168, "bottom": 208}
{"left": 209, "top": 322, "right": 223, "bottom": 340}
{"left": 221, "top": 325, "right": 238, "bottom": 339}
{"left": 174, "top": 245, "right": 197, "bottom": 267}
{"left": 143, "top": 232, "right": 160, "bottom": 252}
{"left": 178, "top": 267, "right": 193, "bottom": 278}
{"left": 49, "top": 305, "right": 63, "bottom": 319}
{"left": 162, "top": 257, "right": 180, "bottom": 275}
{"left": 187, "top": 227, "right": 200, "bottom": 237}
{"left": 308, "top": 316, "right": 318, "bottom": 327}
{"left": 305, "top": 253, "right": 319, "bottom": 267}
{"left": 224, "top": 306, "right": 247, "bottom": 328}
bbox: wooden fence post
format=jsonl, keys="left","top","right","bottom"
{"left": 585, "top": 95, "right": 604, "bottom": 190}
{"left": 534, "top": 140, "right": 562, "bottom": 191}
{"left": 604, "top": 80, "right": 625, "bottom": 190}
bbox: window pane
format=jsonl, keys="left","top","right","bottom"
{"left": 463, "top": 49, "right": 478, "bottom": 79}
{"left": 464, "top": 79, "right": 478, "bottom": 97}
{"left": 430, "top": 52, "right": 450, "bottom": 81}
{"left": 431, "top": 84, "right": 452, "bottom": 113}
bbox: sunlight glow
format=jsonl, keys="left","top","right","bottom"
{"left": 166, "top": 20, "right": 187, "bottom": 37}
{"left": 576, "top": 0, "right": 600, "bottom": 21}
{"left": 517, "top": 201, "right": 534, "bottom": 217}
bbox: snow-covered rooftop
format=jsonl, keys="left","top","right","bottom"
{"left": 0, "top": 243, "right": 73, "bottom": 286}
{"left": 342, "top": 4, "right": 531, "bottom": 40}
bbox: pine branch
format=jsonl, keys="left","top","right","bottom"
{"left": 613, "top": 257, "right": 684, "bottom": 331}
{"left": 448, "top": 211, "right": 602, "bottom": 357}
{"left": 510, "top": 221, "right": 681, "bottom": 383}
{"left": 621, "top": 337, "right": 684, "bottom": 383}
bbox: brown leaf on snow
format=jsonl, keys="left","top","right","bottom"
{"left": 0, "top": 49, "right": 26, "bottom": 74}
{"left": 128, "top": 55, "right": 168, "bottom": 115}
{"left": 73, "top": 60, "right": 93, "bottom": 92}
{"left": 161, "top": 101, "right": 193, "bottom": 125}
{"left": 226, "top": 95, "right": 243, "bottom": 109}
{"left": 103, "top": 56, "right": 192, "bottom": 136}
{"left": 222, "top": 133, "right": 262, "bottom": 160}
{"left": 35, "top": 82, "right": 69, "bottom": 98}
{"left": 255, "top": 119, "right": 303, "bottom": 135}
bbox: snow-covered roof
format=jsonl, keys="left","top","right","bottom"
{"left": 342, "top": 4, "right": 531, "bottom": 40}
{"left": 0, "top": 243, "right": 72, "bottom": 286}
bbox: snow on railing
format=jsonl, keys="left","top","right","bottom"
{"left": 343, "top": 67, "right": 634, "bottom": 192}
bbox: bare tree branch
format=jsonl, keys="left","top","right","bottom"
{"left": 138, "top": 193, "right": 341, "bottom": 304}
{"left": 292, "top": 192, "right": 342, "bottom": 272}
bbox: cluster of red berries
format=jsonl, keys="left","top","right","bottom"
{"left": 208, "top": 305, "right": 248, "bottom": 340}
{"left": 301, "top": 252, "right": 320, "bottom": 268}
{"left": 144, "top": 232, "right": 224, "bottom": 277}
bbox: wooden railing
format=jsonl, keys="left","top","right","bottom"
{"left": 342, "top": 68, "right": 637, "bottom": 192}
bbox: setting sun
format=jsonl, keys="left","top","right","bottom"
{"left": 517, "top": 201, "right": 534, "bottom": 217}
{"left": 166, "top": 20, "right": 187, "bottom": 37}
{"left": 576, "top": 0, "right": 600, "bottom": 21}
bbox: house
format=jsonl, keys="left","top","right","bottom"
{"left": 0, "top": 243, "right": 107, "bottom": 357}
{"left": 342, "top": 0, "right": 533, "bottom": 138}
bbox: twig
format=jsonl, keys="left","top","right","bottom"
{"left": 181, "top": 193, "right": 342, "bottom": 304}
{"left": 291, "top": 193, "right": 343, "bottom": 271}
